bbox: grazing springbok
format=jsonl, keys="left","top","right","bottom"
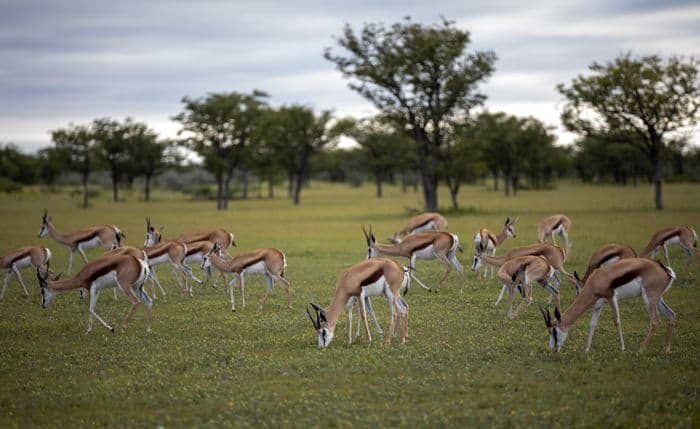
{"left": 365, "top": 226, "right": 463, "bottom": 293}
{"left": 576, "top": 243, "right": 638, "bottom": 291}
{"left": 471, "top": 242, "right": 578, "bottom": 304}
{"left": 390, "top": 212, "right": 448, "bottom": 243}
{"left": 307, "top": 258, "right": 409, "bottom": 348}
{"left": 473, "top": 217, "right": 517, "bottom": 278}
{"left": 1, "top": 245, "right": 52, "bottom": 299}
{"left": 37, "top": 254, "right": 152, "bottom": 333}
{"left": 201, "top": 243, "right": 290, "bottom": 312}
{"left": 140, "top": 218, "right": 202, "bottom": 295}
{"left": 498, "top": 255, "right": 559, "bottom": 321}
{"left": 640, "top": 226, "right": 699, "bottom": 274}
{"left": 537, "top": 214, "right": 572, "bottom": 251}
{"left": 541, "top": 258, "right": 676, "bottom": 353}
{"left": 37, "top": 210, "right": 123, "bottom": 273}
{"left": 176, "top": 228, "right": 236, "bottom": 259}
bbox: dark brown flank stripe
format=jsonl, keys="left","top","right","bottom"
{"left": 72, "top": 230, "right": 100, "bottom": 244}
{"left": 598, "top": 251, "right": 622, "bottom": 267}
{"left": 487, "top": 232, "right": 498, "bottom": 244}
{"left": 239, "top": 255, "right": 266, "bottom": 271}
{"left": 145, "top": 244, "right": 171, "bottom": 259}
{"left": 610, "top": 266, "right": 644, "bottom": 289}
{"left": 8, "top": 248, "right": 33, "bottom": 265}
{"left": 655, "top": 229, "right": 679, "bottom": 245}
{"left": 651, "top": 259, "right": 673, "bottom": 279}
{"left": 360, "top": 267, "right": 385, "bottom": 287}
{"left": 185, "top": 243, "right": 207, "bottom": 256}
{"left": 409, "top": 240, "right": 434, "bottom": 252}
{"left": 551, "top": 219, "right": 563, "bottom": 231}
{"left": 414, "top": 218, "right": 433, "bottom": 229}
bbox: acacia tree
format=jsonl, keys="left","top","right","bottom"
{"left": 51, "top": 123, "right": 95, "bottom": 208}
{"left": 558, "top": 53, "right": 700, "bottom": 210}
{"left": 93, "top": 117, "right": 131, "bottom": 202}
{"left": 325, "top": 17, "right": 496, "bottom": 211}
{"left": 342, "top": 118, "right": 407, "bottom": 198}
{"left": 443, "top": 121, "right": 485, "bottom": 208}
{"left": 173, "top": 91, "right": 268, "bottom": 210}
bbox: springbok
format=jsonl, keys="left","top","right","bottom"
{"left": 537, "top": 214, "right": 572, "bottom": 251}
{"left": 365, "top": 226, "right": 463, "bottom": 293}
{"left": 473, "top": 217, "right": 517, "bottom": 278}
{"left": 390, "top": 212, "right": 448, "bottom": 243}
{"left": 576, "top": 243, "right": 638, "bottom": 291}
{"left": 201, "top": 243, "right": 291, "bottom": 312}
{"left": 471, "top": 242, "right": 578, "bottom": 304}
{"left": 176, "top": 228, "right": 236, "bottom": 259}
{"left": 37, "top": 254, "right": 152, "bottom": 333}
{"left": 541, "top": 258, "right": 676, "bottom": 353}
{"left": 37, "top": 210, "right": 123, "bottom": 273}
{"left": 1, "top": 245, "right": 52, "bottom": 299}
{"left": 640, "top": 226, "right": 699, "bottom": 274}
{"left": 498, "top": 255, "right": 559, "bottom": 320}
{"left": 307, "top": 258, "right": 409, "bottom": 348}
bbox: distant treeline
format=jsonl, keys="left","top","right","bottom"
{"left": 2, "top": 19, "right": 698, "bottom": 211}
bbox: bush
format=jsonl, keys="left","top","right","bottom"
{"left": 0, "top": 178, "right": 22, "bottom": 193}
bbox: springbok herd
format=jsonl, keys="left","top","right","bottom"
{"left": 1, "top": 210, "right": 698, "bottom": 353}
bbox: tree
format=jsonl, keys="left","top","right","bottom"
{"left": 37, "top": 147, "right": 63, "bottom": 186}
{"left": 173, "top": 91, "right": 268, "bottom": 210}
{"left": 93, "top": 117, "right": 131, "bottom": 202}
{"left": 124, "top": 125, "right": 173, "bottom": 201}
{"left": 442, "top": 121, "right": 486, "bottom": 208}
{"left": 558, "top": 53, "right": 700, "bottom": 210}
{"left": 341, "top": 118, "right": 408, "bottom": 198}
{"left": 51, "top": 123, "right": 96, "bottom": 208}
{"left": 0, "top": 143, "right": 40, "bottom": 186}
{"left": 325, "top": 17, "right": 496, "bottom": 211}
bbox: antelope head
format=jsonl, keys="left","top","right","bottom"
{"left": 201, "top": 241, "right": 221, "bottom": 277}
{"left": 38, "top": 209, "right": 51, "bottom": 238}
{"left": 144, "top": 217, "right": 164, "bottom": 247}
{"left": 540, "top": 305, "right": 566, "bottom": 352}
{"left": 307, "top": 303, "right": 333, "bottom": 348}
{"left": 36, "top": 266, "right": 61, "bottom": 308}
{"left": 505, "top": 217, "right": 518, "bottom": 238}
{"left": 471, "top": 242, "right": 485, "bottom": 272}
{"left": 363, "top": 225, "right": 378, "bottom": 259}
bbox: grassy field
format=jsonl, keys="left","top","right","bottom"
{"left": 0, "top": 182, "right": 698, "bottom": 428}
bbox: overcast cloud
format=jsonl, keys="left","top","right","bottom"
{"left": 1, "top": 0, "right": 699, "bottom": 152}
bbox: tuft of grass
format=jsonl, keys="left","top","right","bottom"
{"left": 0, "top": 182, "right": 698, "bottom": 428}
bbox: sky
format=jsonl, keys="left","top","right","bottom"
{"left": 1, "top": 0, "right": 699, "bottom": 153}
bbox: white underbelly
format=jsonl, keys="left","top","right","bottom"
{"left": 613, "top": 277, "right": 643, "bottom": 300}
{"left": 243, "top": 261, "right": 267, "bottom": 275}
{"left": 414, "top": 245, "right": 435, "bottom": 260}
{"left": 148, "top": 254, "right": 170, "bottom": 266}
{"left": 12, "top": 256, "right": 33, "bottom": 269}
{"left": 184, "top": 254, "right": 203, "bottom": 265}
{"left": 664, "top": 236, "right": 680, "bottom": 246}
{"left": 361, "top": 277, "right": 387, "bottom": 296}
{"left": 80, "top": 236, "right": 103, "bottom": 249}
{"left": 93, "top": 271, "right": 118, "bottom": 289}
{"left": 412, "top": 221, "right": 436, "bottom": 234}
{"left": 600, "top": 256, "right": 620, "bottom": 267}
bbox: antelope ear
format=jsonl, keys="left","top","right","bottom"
{"left": 554, "top": 307, "right": 562, "bottom": 324}
{"left": 505, "top": 217, "right": 510, "bottom": 226}
{"left": 511, "top": 271, "right": 518, "bottom": 282}
{"left": 574, "top": 271, "right": 581, "bottom": 281}
{"left": 318, "top": 308, "right": 328, "bottom": 323}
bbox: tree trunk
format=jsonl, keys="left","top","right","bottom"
{"left": 492, "top": 170, "right": 499, "bottom": 191}
{"left": 287, "top": 170, "right": 294, "bottom": 199}
{"left": 504, "top": 173, "right": 511, "bottom": 196}
{"left": 81, "top": 173, "right": 89, "bottom": 209}
{"left": 417, "top": 140, "right": 438, "bottom": 211}
{"left": 111, "top": 172, "right": 119, "bottom": 202}
{"left": 400, "top": 172, "right": 408, "bottom": 193}
{"left": 223, "top": 174, "right": 231, "bottom": 210}
{"left": 144, "top": 174, "right": 152, "bottom": 201}
{"left": 216, "top": 175, "right": 224, "bottom": 210}
{"left": 293, "top": 169, "right": 304, "bottom": 206}
{"left": 375, "top": 170, "right": 383, "bottom": 198}
{"left": 512, "top": 176, "right": 519, "bottom": 196}
{"left": 651, "top": 136, "right": 664, "bottom": 210}
{"left": 242, "top": 169, "right": 249, "bottom": 199}
{"left": 268, "top": 179, "right": 274, "bottom": 199}
{"left": 446, "top": 176, "right": 460, "bottom": 209}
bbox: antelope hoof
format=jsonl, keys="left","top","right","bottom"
{"left": 257, "top": 306, "right": 264, "bottom": 312}
{"left": 110, "top": 327, "right": 115, "bottom": 333}
{"left": 287, "top": 305, "right": 293, "bottom": 310}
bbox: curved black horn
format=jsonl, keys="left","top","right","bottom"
{"left": 42, "top": 209, "right": 47, "bottom": 222}
{"left": 539, "top": 304, "right": 552, "bottom": 328}
{"left": 306, "top": 304, "right": 319, "bottom": 329}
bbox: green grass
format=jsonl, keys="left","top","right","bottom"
{"left": 0, "top": 182, "right": 698, "bottom": 428}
